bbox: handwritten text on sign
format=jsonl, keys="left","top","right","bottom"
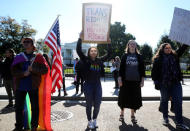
{"left": 83, "top": 3, "right": 111, "bottom": 43}
{"left": 169, "top": 7, "right": 190, "bottom": 46}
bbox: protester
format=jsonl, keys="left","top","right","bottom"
{"left": 76, "top": 32, "right": 111, "bottom": 129}
{"left": 72, "top": 58, "right": 79, "bottom": 85}
{"left": 118, "top": 40, "right": 145, "bottom": 124}
{"left": 11, "top": 38, "right": 48, "bottom": 131}
{"left": 75, "top": 60, "right": 84, "bottom": 94}
{"left": 151, "top": 43, "right": 189, "bottom": 130}
{"left": 0, "top": 56, "right": 3, "bottom": 87}
{"left": 58, "top": 61, "right": 68, "bottom": 96}
{"left": 2, "top": 49, "right": 15, "bottom": 108}
{"left": 112, "top": 56, "right": 120, "bottom": 89}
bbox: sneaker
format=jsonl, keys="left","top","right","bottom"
{"left": 93, "top": 119, "right": 98, "bottom": 128}
{"left": 176, "top": 124, "right": 189, "bottom": 130}
{"left": 119, "top": 115, "right": 124, "bottom": 122}
{"left": 131, "top": 116, "right": 137, "bottom": 124}
{"left": 87, "top": 120, "right": 94, "bottom": 129}
{"left": 162, "top": 118, "right": 169, "bottom": 126}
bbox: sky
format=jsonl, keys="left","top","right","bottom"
{"left": 1, "top": 0, "right": 190, "bottom": 49}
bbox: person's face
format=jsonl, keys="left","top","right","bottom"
{"left": 5, "top": 50, "right": 11, "bottom": 58}
{"left": 164, "top": 44, "right": 172, "bottom": 54}
{"left": 23, "top": 40, "right": 34, "bottom": 52}
{"left": 128, "top": 42, "right": 137, "bottom": 51}
{"left": 89, "top": 48, "right": 98, "bottom": 59}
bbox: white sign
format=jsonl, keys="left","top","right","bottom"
{"left": 169, "top": 7, "right": 190, "bottom": 46}
{"left": 82, "top": 3, "right": 112, "bottom": 44}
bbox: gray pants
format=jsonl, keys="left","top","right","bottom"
{"left": 4, "top": 79, "right": 14, "bottom": 105}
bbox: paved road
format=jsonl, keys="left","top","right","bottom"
{"left": 0, "top": 100, "right": 190, "bottom": 131}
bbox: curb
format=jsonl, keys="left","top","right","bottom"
{"left": 0, "top": 95, "right": 190, "bottom": 101}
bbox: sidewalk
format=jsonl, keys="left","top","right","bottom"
{"left": 1, "top": 78, "right": 190, "bottom": 100}
{"left": 0, "top": 100, "right": 190, "bottom": 131}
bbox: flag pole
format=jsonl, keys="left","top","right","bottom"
{"left": 43, "top": 15, "right": 61, "bottom": 43}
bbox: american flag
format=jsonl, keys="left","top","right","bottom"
{"left": 44, "top": 17, "right": 63, "bottom": 93}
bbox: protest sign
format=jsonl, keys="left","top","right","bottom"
{"left": 169, "top": 7, "right": 190, "bottom": 46}
{"left": 82, "top": 3, "right": 112, "bottom": 44}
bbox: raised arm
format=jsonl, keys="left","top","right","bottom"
{"left": 76, "top": 38, "right": 87, "bottom": 62}
{"left": 99, "top": 44, "right": 112, "bottom": 62}
{"left": 176, "top": 44, "right": 189, "bottom": 58}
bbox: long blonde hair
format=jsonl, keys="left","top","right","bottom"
{"left": 125, "top": 40, "right": 140, "bottom": 54}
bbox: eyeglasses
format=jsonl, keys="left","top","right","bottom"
{"left": 23, "top": 40, "right": 32, "bottom": 44}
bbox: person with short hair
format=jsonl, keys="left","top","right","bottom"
{"left": 12, "top": 38, "right": 48, "bottom": 131}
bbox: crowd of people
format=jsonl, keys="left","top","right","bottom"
{"left": 0, "top": 35, "right": 189, "bottom": 131}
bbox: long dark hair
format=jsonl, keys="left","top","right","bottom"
{"left": 152, "top": 43, "right": 176, "bottom": 62}
{"left": 87, "top": 47, "right": 99, "bottom": 58}
{"left": 6, "top": 48, "right": 15, "bottom": 58}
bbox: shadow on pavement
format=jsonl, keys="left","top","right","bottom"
{"left": 63, "top": 100, "right": 86, "bottom": 107}
{"left": 0, "top": 106, "right": 15, "bottom": 114}
{"left": 119, "top": 121, "right": 148, "bottom": 131}
{"left": 169, "top": 115, "right": 190, "bottom": 130}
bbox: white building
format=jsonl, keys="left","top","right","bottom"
{"left": 61, "top": 41, "right": 96, "bottom": 65}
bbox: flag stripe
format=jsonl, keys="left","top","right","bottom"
{"left": 44, "top": 18, "right": 63, "bottom": 93}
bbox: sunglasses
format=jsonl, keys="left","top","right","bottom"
{"left": 23, "top": 40, "right": 32, "bottom": 44}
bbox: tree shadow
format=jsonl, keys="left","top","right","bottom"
{"left": 63, "top": 100, "right": 86, "bottom": 107}
{"left": 0, "top": 106, "right": 15, "bottom": 114}
{"left": 65, "top": 85, "right": 76, "bottom": 91}
{"left": 119, "top": 121, "right": 148, "bottom": 131}
{"left": 112, "top": 88, "right": 119, "bottom": 96}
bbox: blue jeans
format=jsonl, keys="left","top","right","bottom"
{"left": 160, "top": 82, "right": 183, "bottom": 124}
{"left": 83, "top": 81, "right": 102, "bottom": 121}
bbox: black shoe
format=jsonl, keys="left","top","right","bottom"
{"left": 64, "top": 92, "right": 68, "bottom": 96}
{"left": 176, "top": 124, "right": 189, "bottom": 130}
{"left": 163, "top": 118, "right": 169, "bottom": 126}
{"left": 131, "top": 116, "right": 137, "bottom": 124}
{"left": 5, "top": 104, "right": 13, "bottom": 108}
{"left": 119, "top": 115, "right": 124, "bottom": 122}
{"left": 12, "top": 128, "right": 24, "bottom": 131}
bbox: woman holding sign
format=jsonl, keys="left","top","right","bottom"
{"left": 151, "top": 43, "right": 189, "bottom": 130}
{"left": 76, "top": 32, "right": 111, "bottom": 129}
{"left": 118, "top": 40, "right": 145, "bottom": 124}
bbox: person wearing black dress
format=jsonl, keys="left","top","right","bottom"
{"left": 118, "top": 40, "right": 145, "bottom": 124}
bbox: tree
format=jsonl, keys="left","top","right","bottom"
{"left": 140, "top": 43, "right": 153, "bottom": 65}
{"left": 35, "top": 39, "right": 50, "bottom": 54}
{"left": 97, "top": 22, "right": 135, "bottom": 59}
{"left": 0, "top": 16, "right": 36, "bottom": 55}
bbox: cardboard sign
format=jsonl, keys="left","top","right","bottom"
{"left": 82, "top": 3, "right": 112, "bottom": 44}
{"left": 169, "top": 7, "right": 190, "bottom": 46}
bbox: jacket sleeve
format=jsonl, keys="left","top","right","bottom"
{"left": 76, "top": 38, "right": 87, "bottom": 62}
{"left": 99, "top": 44, "right": 112, "bottom": 62}
{"left": 119, "top": 55, "right": 125, "bottom": 78}
{"left": 31, "top": 55, "right": 48, "bottom": 75}
{"left": 151, "top": 59, "right": 159, "bottom": 81}
{"left": 176, "top": 44, "right": 188, "bottom": 58}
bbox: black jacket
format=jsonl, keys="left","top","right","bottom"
{"left": 151, "top": 44, "right": 188, "bottom": 82}
{"left": 2, "top": 57, "right": 14, "bottom": 80}
{"left": 76, "top": 38, "right": 111, "bottom": 81}
{"left": 119, "top": 53, "right": 145, "bottom": 82}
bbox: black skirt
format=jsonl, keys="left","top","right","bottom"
{"left": 118, "top": 81, "right": 142, "bottom": 110}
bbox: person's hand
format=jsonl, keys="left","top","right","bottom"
{"left": 140, "top": 81, "right": 144, "bottom": 87}
{"left": 24, "top": 71, "right": 30, "bottom": 77}
{"left": 118, "top": 77, "right": 122, "bottom": 87}
{"left": 28, "top": 66, "right": 32, "bottom": 72}
{"left": 79, "top": 31, "right": 84, "bottom": 39}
